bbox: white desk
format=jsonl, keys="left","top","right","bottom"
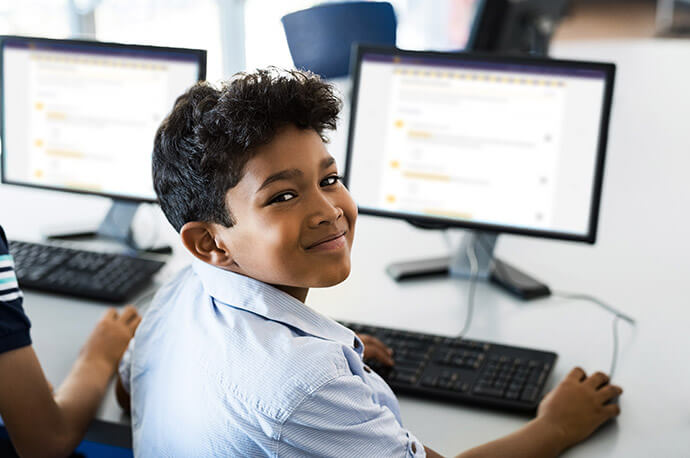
{"left": 1, "top": 40, "right": 688, "bottom": 456}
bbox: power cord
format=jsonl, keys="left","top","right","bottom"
{"left": 443, "top": 230, "right": 636, "bottom": 377}
{"left": 459, "top": 237, "right": 479, "bottom": 339}
{"left": 443, "top": 230, "right": 479, "bottom": 340}
{"left": 551, "top": 291, "right": 635, "bottom": 378}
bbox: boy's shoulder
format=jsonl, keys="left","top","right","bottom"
{"left": 131, "top": 263, "right": 356, "bottom": 423}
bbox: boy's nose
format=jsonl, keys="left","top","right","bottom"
{"left": 308, "top": 195, "right": 343, "bottom": 227}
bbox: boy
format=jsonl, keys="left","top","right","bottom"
{"left": 0, "top": 224, "right": 141, "bottom": 457}
{"left": 118, "top": 69, "right": 622, "bottom": 457}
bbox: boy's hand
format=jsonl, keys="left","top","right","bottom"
{"left": 357, "top": 334, "right": 394, "bottom": 366}
{"left": 536, "top": 367, "right": 622, "bottom": 449}
{"left": 81, "top": 306, "right": 141, "bottom": 370}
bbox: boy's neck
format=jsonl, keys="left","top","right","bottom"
{"left": 273, "top": 284, "right": 309, "bottom": 303}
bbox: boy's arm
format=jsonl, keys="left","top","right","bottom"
{"left": 0, "top": 307, "right": 140, "bottom": 458}
{"left": 424, "top": 367, "right": 622, "bottom": 458}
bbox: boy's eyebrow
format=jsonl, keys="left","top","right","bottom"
{"left": 258, "top": 169, "right": 303, "bottom": 192}
{"left": 257, "top": 157, "right": 336, "bottom": 192}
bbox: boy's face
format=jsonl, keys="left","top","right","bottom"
{"left": 214, "top": 125, "right": 357, "bottom": 298}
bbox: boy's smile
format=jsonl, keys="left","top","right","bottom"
{"left": 199, "top": 124, "right": 357, "bottom": 302}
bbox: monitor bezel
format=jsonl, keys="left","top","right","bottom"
{"left": 344, "top": 44, "right": 615, "bottom": 244}
{"left": 0, "top": 35, "right": 207, "bottom": 204}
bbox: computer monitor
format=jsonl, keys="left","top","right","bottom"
{"left": 0, "top": 36, "right": 206, "bottom": 249}
{"left": 467, "top": 0, "right": 570, "bottom": 56}
{"left": 345, "top": 45, "right": 615, "bottom": 294}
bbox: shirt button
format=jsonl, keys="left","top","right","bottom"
{"left": 411, "top": 442, "right": 417, "bottom": 453}
{"left": 363, "top": 365, "right": 371, "bottom": 373}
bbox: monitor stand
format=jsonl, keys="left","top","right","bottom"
{"left": 44, "top": 200, "right": 172, "bottom": 254}
{"left": 386, "top": 230, "right": 550, "bottom": 300}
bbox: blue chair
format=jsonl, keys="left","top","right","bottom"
{"left": 281, "top": 1, "right": 397, "bottom": 79}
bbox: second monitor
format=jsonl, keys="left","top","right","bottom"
{"left": 345, "top": 45, "right": 615, "bottom": 296}
{"left": 1, "top": 36, "right": 206, "bottom": 250}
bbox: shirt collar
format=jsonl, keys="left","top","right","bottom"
{"left": 192, "top": 260, "right": 359, "bottom": 350}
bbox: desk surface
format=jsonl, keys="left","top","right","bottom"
{"left": 1, "top": 40, "right": 689, "bottom": 457}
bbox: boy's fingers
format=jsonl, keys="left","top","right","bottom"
{"left": 366, "top": 347, "right": 394, "bottom": 366}
{"left": 119, "top": 305, "right": 139, "bottom": 323}
{"left": 364, "top": 335, "right": 388, "bottom": 351}
{"left": 129, "top": 315, "right": 142, "bottom": 333}
{"left": 601, "top": 403, "right": 621, "bottom": 419}
{"left": 584, "top": 371, "right": 609, "bottom": 389}
{"left": 597, "top": 384, "right": 623, "bottom": 402}
{"left": 103, "top": 308, "right": 118, "bottom": 320}
{"left": 566, "top": 367, "right": 586, "bottom": 382}
{"left": 359, "top": 334, "right": 393, "bottom": 355}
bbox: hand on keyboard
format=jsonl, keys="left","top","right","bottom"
{"left": 344, "top": 321, "right": 558, "bottom": 412}
{"left": 357, "top": 333, "right": 395, "bottom": 367}
{"left": 537, "top": 367, "right": 622, "bottom": 448}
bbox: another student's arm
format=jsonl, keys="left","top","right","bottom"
{"left": 425, "top": 367, "right": 622, "bottom": 458}
{"left": 0, "top": 307, "right": 140, "bottom": 458}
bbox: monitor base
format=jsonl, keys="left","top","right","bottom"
{"left": 45, "top": 200, "right": 172, "bottom": 255}
{"left": 386, "top": 231, "right": 550, "bottom": 300}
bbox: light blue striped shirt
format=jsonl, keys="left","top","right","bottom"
{"left": 120, "top": 260, "right": 425, "bottom": 457}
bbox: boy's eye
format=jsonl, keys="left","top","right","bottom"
{"left": 269, "top": 192, "right": 296, "bottom": 204}
{"left": 321, "top": 175, "right": 342, "bottom": 187}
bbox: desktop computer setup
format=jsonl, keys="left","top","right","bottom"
{"left": 0, "top": 36, "right": 624, "bottom": 413}
{"left": 340, "top": 44, "right": 622, "bottom": 412}
{"left": 0, "top": 36, "right": 206, "bottom": 302}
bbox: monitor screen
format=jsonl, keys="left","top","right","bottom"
{"left": 0, "top": 36, "right": 206, "bottom": 202}
{"left": 345, "top": 46, "right": 615, "bottom": 243}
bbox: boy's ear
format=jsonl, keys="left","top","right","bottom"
{"left": 180, "top": 222, "right": 235, "bottom": 268}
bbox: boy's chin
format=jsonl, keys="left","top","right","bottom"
{"left": 311, "top": 265, "right": 351, "bottom": 288}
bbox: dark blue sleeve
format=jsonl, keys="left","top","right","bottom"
{"left": 0, "top": 226, "right": 31, "bottom": 354}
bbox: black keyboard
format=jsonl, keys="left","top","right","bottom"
{"left": 341, "top": 321, "right": 558, "bottom": 413}
{"left": 9, "top": 240, "right": 165, "bottom": 303}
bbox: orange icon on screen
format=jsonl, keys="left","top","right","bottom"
{"left": 386, "top": 195, "right": 396, "bottom": 203}
{"left": 394, "top": 120, "right": 404, "bottom": 129}
{"left": 34, "top": 169, "right": 43, "bottom": 178}
{"left": 34, "top": 139, "right": 43, "bottom": 147}
{"left": 390, "top": 160, "right": 400, "bottom": 169}
{"left": 35, "top": 102, "right": 44, "bottom": 110}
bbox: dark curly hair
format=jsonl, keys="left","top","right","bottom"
{"left": 152, "top": 68, "right": 342, "bottom": 232}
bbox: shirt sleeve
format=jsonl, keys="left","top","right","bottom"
{"left": 278, "top": 374, "right": 426, "bottom": 458}
{"left": 0, "top": 226, "right": 31, "bottom": 354}
{"left": 118, "top": 335, "right": 135, "bottom": 394}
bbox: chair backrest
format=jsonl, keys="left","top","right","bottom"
{"left": 281, "top": 1, "right": 397, "bottom": 79}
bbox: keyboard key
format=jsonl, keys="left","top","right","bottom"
{"left": 474, "top": 384, "right": 505, "bottom": 398}
{"left": 421, "top": 375, "right": 439, "bottom": 388}
{"left": 392, "top": 371, "right": 418, "bottom": 385}
{"left": 521, "top": 386, "right": 539, "bottom": 403}
{"left": 439, "top": 379, "right": 455, "bottom": 390}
